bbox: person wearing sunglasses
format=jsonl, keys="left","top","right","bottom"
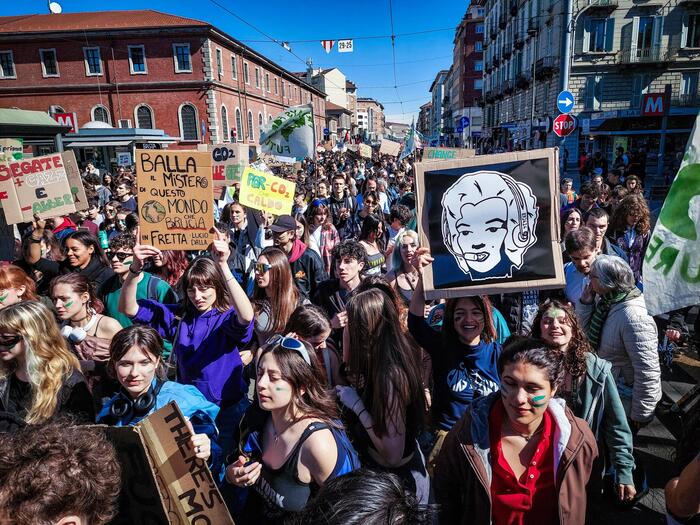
{"left": 0, "top": 301, "right": 94, "bottom": 426}
{"left": 225, "top": 335, "right": 358, "bottom": 521}
{"left": 101, "top": 233, "right": 178, "bottom": 330}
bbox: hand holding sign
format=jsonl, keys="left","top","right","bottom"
{"left": 185, "top": 418, "right": 211, "bottom": 461}
{"left": 411, "top": 247, "right": 434, "bottom": 273}
{"left": 210, "top": 227, "right": 230, "bottom": 265}
{"left": 131, "top": 237, "right": 162, "bottom": 273}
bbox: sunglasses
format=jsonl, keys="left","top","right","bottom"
{"left": 254, "top": 262, "right": 272, "bottom": 274}
{"left": 0, "top": 334, "right": 22, "bottom": 348}
{"left": 107, "top": 251, "right": 133, "bottom": 262}
{"left": 264, "top": 335, "right": 311, "bottom": 366}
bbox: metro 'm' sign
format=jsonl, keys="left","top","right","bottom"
{"left": 641, "top": 93, "right": 666, "bottom": 116}
{"left": 52, "top": 112, "right": 78, "bottom": 134}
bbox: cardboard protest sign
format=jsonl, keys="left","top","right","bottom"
{"left": 102, "top": 402, "right": 235, "bottom": 525}
{"left": 206, "top": 143, "right": 249, "bottom": 187}
{"left": 422, "top": 147, "right": 475, "bottom": 162}
{"left": 239, "top": 166, "right": 295, "bottom": 215}
{"left": 379, "top": 139, "right": 402, "bottom": 157}
{"left": 415, "top": 148, "right": 564, "bottom": 299}
{"left": 359, "top": 144, "right": 372, "bottom": 159}
{"left": 0, "top": 138, "right": 23, "bottom": 162}
{"left": 0, "top": 152, "right": 76, "bottom": 224}
{"left": 136, "top": 150, "right": 213, "bottom": 250}
{"left": 117, "top": 151, "right": 132, "bottom": 167}
{"left": 62, "top": 150, "right": 89, "bottom": 212}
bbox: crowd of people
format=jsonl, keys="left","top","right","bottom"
{"left": 0, "top": 147, "right": 698, "bottom": 525}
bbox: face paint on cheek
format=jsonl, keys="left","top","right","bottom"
{"left": 0, "top": 293, "right": 8, "bottom": 303}
{"left": 274, "top": 386, "right": 288, "bottom": 392}
{"left": 530, "top": 395, "right": 547, "bottom": 407}
{"left": 64, "top": 300, "right": 74, "bottom": 309}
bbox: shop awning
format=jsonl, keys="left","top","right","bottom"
{"left": 64, "top": 140, "right": 133, "bottom": 147}
{"left": 0, "top": 108, "right": 71, "bottom": 139}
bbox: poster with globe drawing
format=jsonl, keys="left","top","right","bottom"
{"left": 136, "top": 150, "right": 213, "bottom": 250}
{"left": 415, "top": 148, "right": 565, "bottom": 299}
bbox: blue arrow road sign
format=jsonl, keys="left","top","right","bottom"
{"left": 323, "top": 128, "right": 329, "bottom": 135}
{"left": 460, "top": 116, "right": 470, "bottom": 126}
{"left": 557, "top": 90, "right": 574, "bottom": 114}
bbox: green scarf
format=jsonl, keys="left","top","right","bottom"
{"left": 587, "top": 287, "right": 642, "bottom": 350}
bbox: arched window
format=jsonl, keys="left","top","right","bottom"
{"left": 92, "top": 105, "right": 110, "bottom": 124}
{"left": 247, "top": 110, "right": 254, "bottom": 141}
{"left": 235, "top": 108, "right": 242, "bottom": 142}
{"left": 135, "top": 105, "right": 154, "bottom": 129}
{"left": 258, "top": 112, "right": 263, "bottom": 134}
{"left": 221, "top": 105, "right": 229, "bottom": 142}
{"left": 179, "top": 103, "right": 198, "bottom": 141}
{"left": 268, "top": 114, "right": 273, "bottom": 123}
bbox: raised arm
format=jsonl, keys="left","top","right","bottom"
{"left": 211, "top": 228, "right": 254, "bottom": 324}
{"left": 26, "top": 217, "right": 47, "bottom": 265}
{"left": 118, "top": 242, "right": 162, "bottom": 318}
{"left": 408, "top": 247, "right": 433, "bottom": 318}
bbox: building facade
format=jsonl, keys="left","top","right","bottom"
{"left": 418, "top": 101, "right": 433, "bottom": 136}
{"left": 357, "top": 97, "right": 385, "bottom": 141}
{"left": 0, "top": 9, "right": 327, "bottom": 163}
{"left": 429, "top": 69, "right": 449, "bottom": 142}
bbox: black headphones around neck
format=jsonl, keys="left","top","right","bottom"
{"left": 109, "top": 379, "right": 164, "bottom": 422}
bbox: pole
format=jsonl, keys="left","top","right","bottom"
{"left": 561, "top": 0, "right": 573, "bottom": 93}
{"left": 530, "top": 28, "right": 538, "bottom": 149}
{"left": 657, "top": 83, "right": 672, "bottom": 180}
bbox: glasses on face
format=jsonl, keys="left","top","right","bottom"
{"left": 265, "top": 335, "right": 311, "bottom": 366}
{"left": 107, "top": 251, "right": 133, "bottom": 262}
{"left": 365, "top": 200, "right": 376, "bottom": 206}
{"left": 254, "top": 262, "right": 272, "bottom": 274}
{"left": 0, "top": 334, "right": 22, "bottom": 348}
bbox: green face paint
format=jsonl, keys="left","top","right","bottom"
{"left": 530, "top": 395, "right": 547, "bottom": 407}
{"left": 274, "top": 386, "right": 288, "bottom": 392}
{"left": 64, "top": 300, "right": 74, "bottom": 308}
{"left": 546, "top": 307, "right": 566, "bottom": 319}
{"left": 0, "top": 292, "right": 8, "bottom": 303}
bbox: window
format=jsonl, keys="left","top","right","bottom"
{"left": 0, "top": 51, "right": 15, "bottom": 79}
{"left": 274, "top": 77, "right": 278, "bottom": 94}
{"left": 282, "top": 81, "right": 286, "bottom": 97}
{"left": 92, "top": 105, "right": 110, "bottom": 124}
{"left": 584, "top": 18, "right": 614, "bottom": 52}
{"left": 477, "top": 8, "right": 485, "bottom": 17}
{"left": 173, "top": 43, "right": 192, "bottom": 73}
{"left": 682, "top": 14, "right": 700, "bottom": 48}
{"left": 474, "top": 60, "right": 484, "bottom": 71}
{"left": 235, "top": 108, "right": 243, "bottom": 142}
{"left": 83, "top": 47, "right": 102, "bottom": 76}
{"left": 128, "top": 45, "right": 147, "bottom": 74}
{"left": 265, "top": 73, "right": 270, "bottom": 92}
{"left": 631, "top": 74, "right": 650, "bottom": 109}
{"left": 247, "top": 110, "right": 254, "bottom": 140}
{"left": 585, "top": 75, "right": 603, "bottom": 111}
{"left": 633, "top": 16, "right": 662, "bottom": 59}
{"left": 681, "top": 72, "right": 698, "bottom": 104}
{"left": 216, "top": 48, "right": 223, "bottom": 77}
{"left": 476, "top": 24, "right": 484, "bottom": 33}
{"left": 475, "top": 41, "right": 483, "bottom": 52}
{"left": 221, "top": 106, "right": 229, "bottom": 142}
{"left": 179, "top": 104, "right": 198, "bottom": 141}
{"left": 40, "top": 49, "right": 59, "bottom": 77}
{"left": 231, "top": 55, "right": 238, "bottom": 79}
{"left": 243, "top": 62, "right": 249, "bottom": 84}
{"left": 136, "top": 105, "right": 154, "bottom": 128}
{"left": 258, "top": 113, "right": 263, "bottom": 132}
{"left": 474, "top": 78, "right": 483, "bottom": 90}
{"left": 255, "top": 67, "right": 260, "bottom": 88}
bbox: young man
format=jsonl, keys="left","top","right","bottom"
{"left": 584, "top": 207, "right": 628, "bottom": 261}
{"left": 114, "top": 179, "right": 137, "bottom": 213}
{"left": 564, "top": 181, "right": 599, "bottom": 219}
{"left": 560, "top": 177, "right": 577, "bottom": 209}
{"left": 563, "top": 227, "right": 598, "bottom": 305}
{"left": 270, "top": 214, "right": 327, "bottom": 299}
{"left": 328, "top": 174, "right": 358, "bottom": 239}
{"left": 83, "top": 172, "right": 112, "bottom": 209}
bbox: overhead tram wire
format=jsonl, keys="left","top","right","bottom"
{"left": 387, "top": 0, "right": 405, "bottom": 117}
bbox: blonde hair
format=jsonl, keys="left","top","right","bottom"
{"left": 0, "top": 301, "right": 81, "bottom": 424}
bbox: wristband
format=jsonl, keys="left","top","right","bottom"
{"left": 128, "top": 265, "right": 142, "bottom": 276}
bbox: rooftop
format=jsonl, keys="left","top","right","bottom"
{"left": 325, "top": 101, "right": 352, "bottom": 114}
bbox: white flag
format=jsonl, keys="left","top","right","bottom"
{"left": 642, "top": 113, "right": 700, "bottom": 316}
{"left": 399, "top": 120, "right": 421, "bottom": 161}
{"left": 338, "top": 39, "right": 354, "bottom": 53}
{"left": 260, "top": 104, "right": 315, "bottom": 160}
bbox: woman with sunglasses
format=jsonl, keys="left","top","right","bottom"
{"left": 119, "top": 229, "right": 254, "bottom": 456}
{"left": 0, "top": 301, "right": 94, "bottom": 425}
{"left": 252, "top": 247, "right": 305, "bottom": 344}
{"left": 356, "top": 190, "right": 383, "bottom": 223}
{"left": 337, "top": 288, "right": 429, "bottom": 503}
{"left": 306, "top": 202, "right": 340, "bottom": 276}
{"left": 225, "top": 335, "right": 357, "bottom": 521}
{"left": 530, "top": 300, "right": 636, "bottom": 503}
{"left": 97, "top": 325, "right": 221, "bottom": 471}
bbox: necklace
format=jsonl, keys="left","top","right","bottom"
{"left": 271, "top": 418, "right": 295, "bottom": 443}
{"left": 505, "top": 419, "right": 544, "bottom": 442}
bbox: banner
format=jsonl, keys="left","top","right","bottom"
{"left": 359, "top": 144, "right": 372, "bottom": 159}
{"left": 117, "top": 152, "right": 132, "bottom": 167}
{"left": 379, "top": 139, "right": 401, "bottom": 157}
{"left": 201, "top": 143, "right": 249, "bottom": 187}
{"left": 338, "top": 39, "right": 354, "bottom": 52}
{"left": 415, "top": 148, "right": 564, "bottom": 299}
{"left": 102, "top": 402, "right": 234, "bottom": 524}
{"left": 643, "top": 114, "right": 700, "bottom": 315}
{"left": 239, "top": 166, "right": 295, "bottom": 215}
{"left": 399, "top": 120, "right": 422, "bottom": 161}
{"left": 0, "top": 138, "right": 23, "bottom": 162}
{"left": 0, "top": 152, "right": 76, "bottom": 224}
{"left": 260, "top": 104, "right": 315, "bottom": 160}
{"left": 62, "top": 150, "right": 89, "bottom": 212}
{"left": 422, "top": 147, "right": 476, "bottom": 162}
{"left": 136, "top": 150, "right": 213, "bottom": 250}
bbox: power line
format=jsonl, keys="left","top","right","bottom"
{"left": 236, "top": 26, "right": 456, "bottom": 44}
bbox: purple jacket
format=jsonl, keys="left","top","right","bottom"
{"left": 132, "top": 300, "right": 254, "bottom": 406}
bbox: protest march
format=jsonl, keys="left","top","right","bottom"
{"left": 0, "top": 3, "right": 699, "bottom": 525}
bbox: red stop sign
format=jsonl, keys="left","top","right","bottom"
{"left": 553, "top": 114, "right": 576, "bottom": 137}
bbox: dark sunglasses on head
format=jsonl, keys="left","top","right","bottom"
{"left": 0, "top": 334, "right": 22, "bottom": 347}
{"left": 254, "top": 262, "right": 272, "bottom": 274}
{"left": 107, "top": 251, "right": 133, "bottom": 262}
{"left": 264, "top": 335, "right": 311, "bottom": 366}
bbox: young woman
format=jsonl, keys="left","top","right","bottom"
{"left": 0, "top": 266, "right": 38, "bottom": 309}
{"left": 306, "top": 202, "right": 340, "bottom": 276}
{"left": 531, "top": 300, "right": 636, "bottom": 502}
{"left": 119, "top": 231, "right": 254, "bottom": 454}
{"left": 149, "top": 249, "right": 189, "bottom": 291}
{"left": 294, "top": 212, "right": 311, "bottom": 247}
{"left": 226, "top": 335, "right": 357, "bottom": 521}
{"left": 358, "top": 214, "right": 386, "bottom": 276}
{"left": 625, "top": 175, "right": 643, "bottom": 194}
{"left": 562, "top": 208, "right": 583, "bottom": 238}
{"left": 357, "top": 190, "right": 382, "bottom": 222}
{"left": 434, "top": 338, "right": 598, "bottom": 525}
{"left": 252, "top": 247, "right": 303, "bottom": 344}
{"left": 25, "top": 226, "right": 115, "bottom": 296}
{"left": 338, "top": 288, "right": 429, "bottom": 503}
{"left": 0, "top": 301, "right": 94, "bottom": 425}
{"left": 97, "top": 325, "right": 221, "bottom": 471}
{"left": 385, "top": 230, "right": 420, "bottom": 307}
{"left": 609, "top": 194, "right": 651, "bottom": 282}
{"left": 285, "top": 304, "right": 343, "bottom": 387}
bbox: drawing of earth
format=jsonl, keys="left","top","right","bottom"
{"left": 141, "top": 200, "right": 166, "bottom": 224}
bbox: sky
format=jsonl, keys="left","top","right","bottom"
{"left": 0, "top": 0, "right": 469, "bottom": 124}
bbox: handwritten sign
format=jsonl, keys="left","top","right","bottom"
{"left": 359, "top": 144, "right": 372, "bottom": 159}
{"left": 117, "top": 151, "right": 132, "bottom": 167}
{"left": 422, "top": 147, "right": 475, "bottom": 162}
{"left": 239, "top": 166, "right": 295, "bottom": 215}
{"left": 62, "top": 150, "right": 88, "bottom": 212}
{"left": 0, "top": 152, "right": 76, "bottom": 224}
{"left": 0, "top": 138, "right": 23, "bottom": 162}
{"left": 136, "top": 150, "right": 213, "bottom": 250}
{"left": 379, "top": 139, "right": 401, "bottom": 157}
{"left": 207, "top": 143, "right": 248, "bottom": 187}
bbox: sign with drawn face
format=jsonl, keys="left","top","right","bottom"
{"left": 415, "top": 148, "right": 565, "bottom": 299}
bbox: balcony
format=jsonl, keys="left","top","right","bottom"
{"left": 528, "top": 18, "right": 540, "bottom": 33}
{"left": 617, "top": 45, "right": 674, "bottom": 65}
{"left": 671, "top": 93, "right": 699, "bottom": 107}
{"left": 503, "top": 45, "right": 512, "bottom": 59}
{"left": 576, "top": 0, "right": 618, "bottom": 10}
{"left": 535, "top": 56, "right": 556, "bottom": 79}
{"left": 516, "top": 72, "right": 531, "bottom": 89}
{"left": 485, "top": 90, "right": 496, "bottom": 103}
{"left": 476, "top": 95, "right": 485, "bottom": 107}
{"left": 503, "top": 80, "right": 514, "bottom": 94}
{"left": 499, "top": 14, "right": 507, "bottom": 29}
{"left": 514, "top": 32, "right": 524, "bottom": 49}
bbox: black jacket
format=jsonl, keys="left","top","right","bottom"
{"left": 288, "top": 240, "right": 327, "bottom": 299}
{"left": 33, "top": 255, "right": 115, "bottom": 299}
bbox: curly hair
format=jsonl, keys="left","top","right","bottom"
{"left": 610, "top": 193, "right": 651, "bottom": 236}
{"left": 108, "top": 232, "right": 136, "bottom": 252}
{"left": 531, "top": 299, "right": 590, "bottom": 378}
{"left": 0, "top": 418, "right": 121, "bottom": 525}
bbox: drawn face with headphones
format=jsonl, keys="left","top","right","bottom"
{"left": 114, "top": 344, "right": 161, "bottom": 399}
{"left": 52, "top": 282, "right": 89, "bottom": 322}
{"left": 442, "top": 171, "right": 539, "bottom": 280}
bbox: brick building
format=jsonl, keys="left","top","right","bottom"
{"left": 417, "top": 101, "right": 432, "bottom": 136}
{"left": 0, "top": 10, "right": 327, "bottom": 160}
{"left": 357, "top": 97, "right": 385, "bottom": 141}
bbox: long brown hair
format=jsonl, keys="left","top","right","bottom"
{"left": 610, "top": 193, "right": 651, "bottom": 236}
{"left": 345, "top": 289, "right": 425, "bottom": 437}
{"left": 443, "top": 295, "right": 496, "bottom": 346}
{"left": 0, "top": 266, "right": 38, "bottom": 302}
{"left": 181, "top": 258, "right": 231, "bottom": 313}
{"left": 253, "top": 247, "right": 300, "bottom": 334}
{"left": 531, "top": 299, "right": 590, "bottom": 378}
{"left": 50, "top": 273, "right": 105, "bottom": 314}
